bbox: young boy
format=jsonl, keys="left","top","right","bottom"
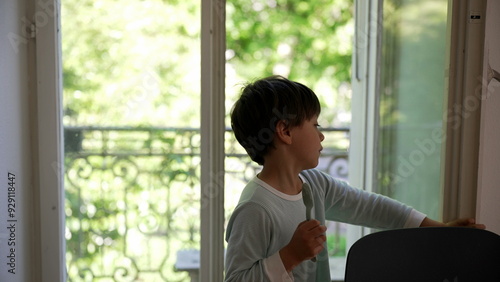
{"left": 225, "top": 75, "right": 483, "bottom": 281}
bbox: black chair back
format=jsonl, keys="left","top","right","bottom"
{"left": 344, "top": 227, "right": 500, "bottom": 282}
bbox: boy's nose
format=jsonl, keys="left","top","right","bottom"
{"left": 319, "top": 132, "right": 325, "bottom": 142}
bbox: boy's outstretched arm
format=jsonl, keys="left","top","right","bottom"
{"left": 420, "top": 217, "right": 486, "bottom": 229}
{"left": 279, "top": 220, "right": 327, "bottom": 273}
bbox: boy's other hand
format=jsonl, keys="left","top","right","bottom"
{"left": 420, "top": 217, "right": 486, "bottom": 229}
{"left": 279, "top": 220, "right": 327, "bottom": 272}
{"left": 445, "top": 218, "right": 486, "bottom": 229}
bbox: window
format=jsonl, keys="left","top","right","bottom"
{"left": 62, "top": 0, "right": 203, "bottom": 280}
{"left": 224, "top": 1, "right": 354, "bottom": 280}
{"left": 350, "top": 0, "right": 485, "bottom": 263}
{"left": 376, "top": 0, "right": 449, "bottom": 220}
{"left": 351, "top": 0, "right": 449, "bottom": 221}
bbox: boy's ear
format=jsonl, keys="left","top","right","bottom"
{"left": 275, "top": 120, "right": 292, "bottom": 145}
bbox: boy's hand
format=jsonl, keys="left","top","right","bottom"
{"left": 420, "top": 217, "right": 486, "bottom": 229}
{"left": 279, "top": 220, "right": 327, "bottom": 272}
{"left": 445, "top": 218, "right": 486, "bottom": 229}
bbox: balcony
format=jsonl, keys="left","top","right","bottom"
{"left": 64, "top": 126, "right": 349, "bottom": 281}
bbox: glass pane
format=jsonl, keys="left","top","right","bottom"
{"left": 62, "top": 0, "right": 200, "bottom": 281}
{"left": 224, "top": 0, "right": 354, "bottom": 280}
{"left": 377, "top": 0, "right": 448, "bottom": 219}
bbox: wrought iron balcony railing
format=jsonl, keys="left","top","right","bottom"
{"left": 63, "top": 126, "right": 349, "bottom": 281}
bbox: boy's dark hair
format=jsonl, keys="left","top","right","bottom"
{"left": 230, "top": 75, "right": 321, "bottom": 165}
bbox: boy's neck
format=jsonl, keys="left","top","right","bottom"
{"left": 258, "top": 164, "right": 303, "bottom": 195}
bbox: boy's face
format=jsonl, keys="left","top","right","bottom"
{"left": 289, "top": 115, "right": 325, "bottom": 169}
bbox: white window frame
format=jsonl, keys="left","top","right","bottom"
{"left": 348, "top": 0, "right": 381, "bottom": 243}
{"left": 200, "top": 0, "right": 226, "bottom": 281}
{"left": 442, "top": 0, "right": 487, "bottom": 221}
{"left": 33, "top": 0, "right": 66, "bottom": 281}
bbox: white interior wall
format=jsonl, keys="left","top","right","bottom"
{"left": 0, "top": 0, "right": 35, "bottom": 281}
{"left": 477, "top": 0, "right": 500, "bottom": 235}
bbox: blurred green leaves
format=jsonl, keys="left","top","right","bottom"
{"left": 227, "top": 0, "right": 353, "bottom": 82}
{"left": 62, "top": 0, "right": 353, "bottom": 128}
{"left": 62, "top": 0, "right": 201, "bottom": 127}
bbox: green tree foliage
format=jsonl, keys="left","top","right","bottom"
{"left": 226, "top": 0, "right": 354, "bottom": 126}
{"left": 228, "top": 0, "right": 352, "bottom": 83}
{"left": 62, "top": 0, "right": 201, "bottom": 127}
{"left": 62, "top": 0, "right": 353, "bottom": 128}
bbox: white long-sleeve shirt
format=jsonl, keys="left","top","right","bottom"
{"left": 224, "top": 168, "right": 426, "bottom": 281}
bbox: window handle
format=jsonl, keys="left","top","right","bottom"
{"left": 487, "top": 64, "right": 500, "bottom": 84}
